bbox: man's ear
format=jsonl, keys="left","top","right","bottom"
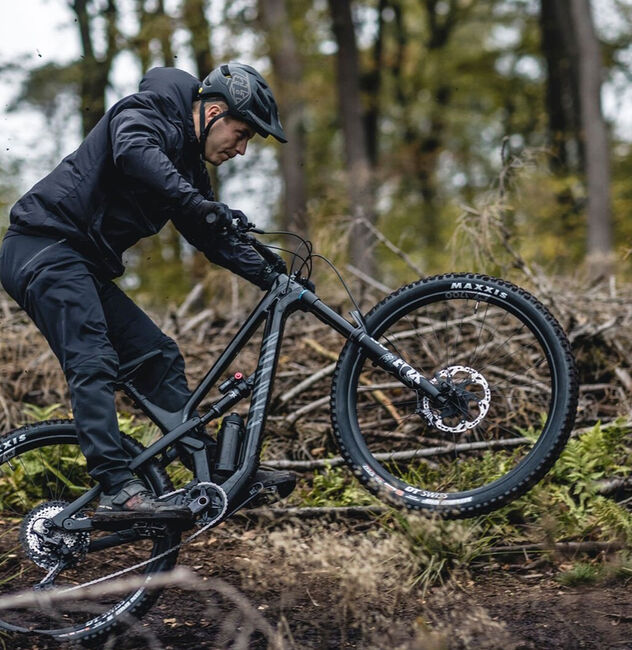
{"left": 206, "top": 103, "right": 223, "bottom": 120}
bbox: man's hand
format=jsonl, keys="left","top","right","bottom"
{"left": 230, "top": 209, "right": 249, "bottom": 230}
{"left": 258, "top": 251, "right": 288, "bottom": 289}
{"left": 198, "top": 200, "right": 250, "bottom": 231}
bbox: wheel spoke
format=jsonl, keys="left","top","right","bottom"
{"left": 334, "top": 276, "right": 575, "bottom": 516}
{"left": 0, "top": 422, "right": 180, "bottom": 639}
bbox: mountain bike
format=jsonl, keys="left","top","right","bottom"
{"left": 0, "top": 222, "right": 578, "bottom": 644}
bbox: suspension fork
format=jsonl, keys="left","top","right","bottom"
{"left": 300, "top": 290, "right": 446, "bottom": 403}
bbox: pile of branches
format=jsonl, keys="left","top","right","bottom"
{"left": 0, "top": 271, "right": 631, "bottom": 465}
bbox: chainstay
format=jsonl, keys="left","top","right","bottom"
{"left": 58, "top": 484, "right": 228, "bottom": 595}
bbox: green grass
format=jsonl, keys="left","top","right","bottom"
{"left": 291, "top": 419, "right": 632, "bottom": 593}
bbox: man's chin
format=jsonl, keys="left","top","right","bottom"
{"left": 204, "top": 155, "right": 223, "bottom": 166}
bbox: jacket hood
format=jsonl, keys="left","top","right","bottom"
{"left": 139, "top": 67, "right": 201, "bottom": 142}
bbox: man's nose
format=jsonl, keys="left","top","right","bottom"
{"left": 236, "top": 141, "right": 247, "bottom": 155}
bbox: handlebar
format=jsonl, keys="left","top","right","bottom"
{"left": 226, "top": 220, "right": 315, "bottom": 291}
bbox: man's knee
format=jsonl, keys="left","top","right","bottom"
{"left": 134, "top": 335, "right": 189, "bottom": 411}
{"left": 65, "top": 356, "right": 120, "bottom": 388}
{"left": 159, "top": 335, "right": 185, "bottom": 367}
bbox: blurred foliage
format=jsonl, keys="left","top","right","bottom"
{"left": 1, "top": 0, "right": 631, "bottom": 304}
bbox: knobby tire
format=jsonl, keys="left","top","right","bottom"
{"left": 0, "top": 419, "right": 180, "bottom": 645}
{"left": 331, "top": 273, "right": 578, "bottom": 517}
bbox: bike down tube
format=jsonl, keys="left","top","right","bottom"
{"left": 299, "top": 290, "right": 444, "bottom": 401}
{"left": 220, "top": 284, "right": 298, "bottom": 503}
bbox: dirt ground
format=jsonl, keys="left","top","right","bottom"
{"left": 135, "top": 554, "right": 632, "bottom": 650}
{"left": 4, "top": 518, "right": 632, "bottom": 650}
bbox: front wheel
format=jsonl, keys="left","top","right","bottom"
{"left": 0, "top": 419, "right": 180, "bottom": 644}
{"left": 331, "top": 273, "right": 578, "bottom": 517}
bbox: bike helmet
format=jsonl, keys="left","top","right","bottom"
{"left": 197, "top": 62, "right": 287, "bottom": 148}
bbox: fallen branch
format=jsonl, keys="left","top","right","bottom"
{"left": 571, "top": 417, "right": 632, "bottom": 438}
{"left": 345, "top": 264, "right": 393, "bottom": 294}
{"left": 279, "top": 362, "right": 336, "bottom": 404}
{"left": 485, "top": 540, "right": 623, "bottom": 556}
{"left": 181, "top": 307, "right": 215, "bottom": 334}
{"left": 284, "top": 395, "right": 330, "bottom": 425}
{"left": 265, "top": 437, "right": 529, "bottom": 471}
{"left": 568, "top": 317, "right": 619, "bottom": 343}
{"left": 0, "top": 566, "right": 285, "bottom": 649}
{"left": 358, "top": 215, "right": 424, "bottom": 276}
{"left": 594, "top": 476, "right": 632, "bottom": 496}
{"left": 288, "top": 338, "right": 401, "bottom": 425}
{"left": 0, "top": 567, "right": 196, "bottom": 610}
{"left": 304, "top": 337, "right": 338, "bottom": 362}
{"left": 176, "top": 281, "right": 205, "bottom": 319}
{"left": 237, "top": 505, "right": 388, "bottom": 519}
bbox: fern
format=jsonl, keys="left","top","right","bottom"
{"left": 21, "top": 402, "right": 65, "bottom": 423}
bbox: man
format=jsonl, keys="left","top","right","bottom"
{"left": 0, "top": 63, "right": 288, "bottom": 524}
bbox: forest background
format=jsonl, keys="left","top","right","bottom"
{"left": 1, "top": 0, "right": 631, "bottom": 308}
{"left": 1, "top": 3, "right": 632, "bottom": 646}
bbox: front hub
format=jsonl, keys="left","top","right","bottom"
{"left": 420, "top": 365, "right": 491, "bottom": 434}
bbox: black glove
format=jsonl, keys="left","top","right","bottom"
{"left": 198, "top": 200, "right": 232, "bottom": 230}
{"left": 230, "top": 209, "right": 249, "bottom": 230}
{"left": 258, "top": 251, "right": 288, "bottom": 289}
{"left": 198, "top": 200, "right": 251, "bottom": 232}
{"left": 268, "top": 250, "right": 287, "bottom": 275}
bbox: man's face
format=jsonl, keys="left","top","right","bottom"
{"left": 203, "top": 104, "right": 255, "bottom": 166}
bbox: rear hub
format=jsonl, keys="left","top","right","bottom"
{"left": 20, "top": 501, "right": 89, "bottom": 571}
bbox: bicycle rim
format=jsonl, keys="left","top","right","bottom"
{"left": 333, "top": 276, "right": 576, "bottom": 514}
{"left": 0, "top": 421, "right": 179, "bottom": 641}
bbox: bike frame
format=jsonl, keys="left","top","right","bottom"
{"left": 55, "top": 273, "right": 443, "bottom": 531}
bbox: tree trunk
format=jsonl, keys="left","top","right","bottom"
{"left": 363, "top": 0, "right": 386, "bottom": 167}
{"left": 417, "top": 0, "right": 462, "bottom": 248}
{"left": 182, "top": 0, "right": 214, "bottom": 77}
{"left": 569, "top": 0, "right": 614, "bottom": 274}
{"left": 156, "top": 0, "right": 175, "bottom": 67}
{"left": 328, "top": 0, "right": 376, "bottom": 277}
{"left": 71, "top": 0, "right": 117, "bottom": 136}
{"left": 181, "top": 0, "right": 219, "bottom": 205}
{"left": 135, "top": 0, "right": 152, "bottom": 72}
{"left": 134, "top": 0, "right": 176, "bottom": 71}
{"left": 539, "top": 1, "right": 582, "bottom": 172}
{"left": 258, "top": 0, "right": 309, "bottom": 237}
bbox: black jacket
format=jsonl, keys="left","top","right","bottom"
{"left": 9, "top": 67, "right": 268, "bottom": 286}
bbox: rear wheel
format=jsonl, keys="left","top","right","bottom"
{"left": 332, "top": 274, "right": 578, "bottom": 517}
{"left": 0, "top": 419, "right": 180, "bottom": 644}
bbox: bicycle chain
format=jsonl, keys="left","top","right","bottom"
{"left": 59, "top": 483, "right": 228, "bottom": 595}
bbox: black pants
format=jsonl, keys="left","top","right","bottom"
{"left": 0, "top": 231, "right": 191, "bottom": 493}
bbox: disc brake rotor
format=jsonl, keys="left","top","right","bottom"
{"left": 421, "top": 365, "right": 491, "bottom": 434}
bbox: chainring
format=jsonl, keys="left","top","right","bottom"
{"left": 421, "top": 365, "right": 491, "bottom": 434}
{"left": 19, "top": 501, "right": 90, "bottom": 570}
